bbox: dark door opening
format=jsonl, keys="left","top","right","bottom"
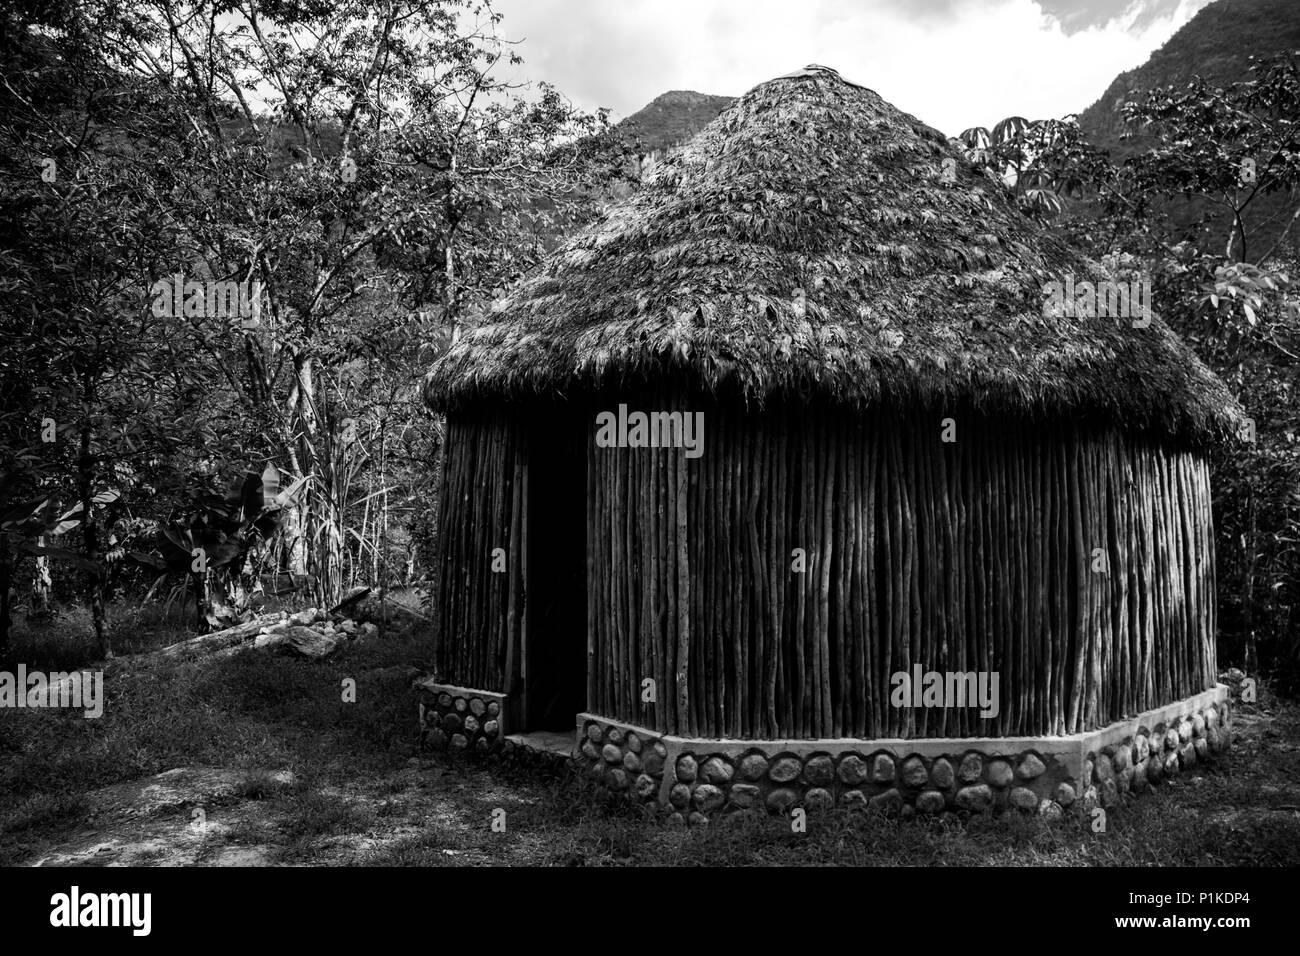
{"left": 523, "top": 406, "right": 588, "bottom": 732}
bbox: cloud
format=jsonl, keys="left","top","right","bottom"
{"left": 487, "top": 0, "right": 1215, "bottom": 135}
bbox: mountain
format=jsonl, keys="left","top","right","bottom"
{"left": 1077, "top": 0, "right": 1300, "bottom": 256}
{"left": 614, "top": 90, "right": 735, "bottom": 153}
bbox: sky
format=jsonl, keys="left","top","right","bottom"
{"left": 487, "top": 0, "right": 1215, "bottom": 136}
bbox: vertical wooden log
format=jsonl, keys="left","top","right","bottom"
{"left": 675, "top": 428, "right": 692, "bottom": 736}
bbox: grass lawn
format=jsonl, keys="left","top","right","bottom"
{"left": 2, "top": 609, "right": 1298, "bottom": 866}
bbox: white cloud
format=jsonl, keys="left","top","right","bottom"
{"left": 487, "top": 0, "right": 1213, "bottom": 135}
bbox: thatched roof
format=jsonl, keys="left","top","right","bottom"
{"left": 424, "top": 64, "right": 1244, "bottom": 445}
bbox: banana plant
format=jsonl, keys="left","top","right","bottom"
{"left": 131, "top": 468, "right": 309, "bottom": 630}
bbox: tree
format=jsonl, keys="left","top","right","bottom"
{"left": 960, "top": 52, "right": 1300, "bottom": 688}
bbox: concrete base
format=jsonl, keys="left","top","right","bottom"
{"left": 573, "top": 685, "right": 1232, "bottom": 823}
{"left": 415, "top": 680, "right": 507, "bottom": 753}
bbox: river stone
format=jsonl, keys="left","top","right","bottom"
{"left": 740, "top": 753, "right": 770, "bottom": 781}
{"left": 602, "top": 744, "right": 623, "bottom": 764}
{"left": 955, "top": 784, "right": 993, "bottom": 812}
{"left": 607, "top": 726, "right": 624, "bottom": 745}
{"left": 586, "top": 723, "right": 604, "bottom": 743}
{"left": 580, "top": 739, "right": 598, "bottom": 760}
{"left": 1179, "top": 743, "right": 1196, "bottom": 769}
{"left": 449, "top": 733, "right": 468, "bottom": 752}
{"left": 769, "top": 756, "right": 802, "bottom": 783}
{"left": 729, "top": 783, "right": 761, "bottom": 809}
{"left": 916, "top": 790, "right": 946, "bottom": 815}
{"left": 840, "top": 789, "right": 869, "bottom": 810}
{"left": 1207, "top": 726, "right": 1223, "bottom": 751}
{"left": 1132, "top": 760, "right": 1148, "bottom": 791}
{"left": 837, "top": 754, "right": 868, "bottom": 785}
{"left": 642, "top": 752, "right": 665, "bottom": 776}
{"left": 1082, "top": 758, "right": 1093, "bottom": 784}
{"left": 1094, "top": 757, "right": 1114, "bottom": 783}
{"left": 676, "top": 754, "right": 698, "bottom": 782}
{"left": 1163, "top": 751, "right": 1180, "bottom": 776}
{"left": 635, "top": 774, "right": 657, "bottom": 799}
{"left": 1100, "top": 779, "right": 1117, "bottom": 807}
{"left": 1147, "top": 755, "right": 1164, "bottom": 784}
{"left": 487, "top": 700, "right": 499, "bottom": 716}
{"left": 702, "top": 757, "right": 734, "bottom": 785}
{"left": 693, "top": 784, "right": 725, "bottom": 812}
{"left": 437, "top": 693, "right": 453, "bottom": 708}
{"left": 484, "top": 720, "right": 499, "bottom": 738}
{"left": 1010, "top": 787, "right": 1039, "bottom": 810}
{"left": 623, "top": 751, "right": 642, "bottom": 773}
{"left": 804, "top": 755, "right": 835, "bottom": 786}
{"left": 626, "top": 732, "right": 642, "bottom": 753}
{"left": 1192, "top": 714, "right": 1205, "bottom": 737}
{"left": 1194, "top": 737, "right": 1208, "bottom": 761}
{"left": 1177, "top": 719, "right": 1193, "bottom": 744}
{"left": 804, "top": 788, "right": 835, "bottom": 812}
{"left": 669, "top": 784, "right": 691, "bottom": 809}
{"left": 667, "top": 812, "right": 686, "bottom": 828}
{"left": 469, "top": 698, "right": 486, "bottom": 717}
{"left": 1017, "top": 754, "right": 1046, "bottom": 780}
{"left": 463, "top": 715, "right": 479, "bottom": 735}
{"left": 475, "top": 737, "right": 490, "bottom": 753}
{"left": 441, "top": 713, "right": 462, "bottom": 732}
{"left": 958, "top": 753, "right": 983, "bottom": 783}
{"left": 1039, "top": 800, "right": 1063, "bottom": 820}
{"left": 453, "top": 697, "right": 467, "bottom": 713}
{"left": 1135, "top": 734, "right": 1150, "bottom": 762}
{"left": 1080, "top": 785, "right": 1099, "bottom": 812}
{"left": 901, "top": 756, "right": 929, "bottom": 788}
{"left": 1055, "top": 782, "right": 1076, "bottom": 806}
{"left": 653, "top": 741, "right": 668, "bottom": 758}
{"left": 766, "top": 788, "right": 800, "bottom": 812}
{"left": 872, "top": 754, "right": 897, "bottom": 783}
{"left": 688, "top": 812, "right": 709, "bottom": 827}
{"left": 987, "top": 759, "right": 1013, "bottom": 788}
{"left": 1112, "top": 746, "right": 1131, "bottom": 773}
{"left": 930, "top": 758, "right": 955, "bottom": 789}
{"left": 870, "top": 788, "right": 903, "bottom": 814}
{"left": 1164, "top": 729, "right": 1180, "bottom": 752}
{"left": 1205, "top": 706, "right": 1218, "bottom": 729}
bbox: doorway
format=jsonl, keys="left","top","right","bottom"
{"left": 521, "top": 404, "right": 588, "bottom": 733}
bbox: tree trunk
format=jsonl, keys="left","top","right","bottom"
{"left": 0, "top": 533, "right": 13, "bottom": 661}
{"left": 378, "top": 414, "right": 389, "bottom": 638}
{"left": 1242, "top": 497, "right": 1258, "bottom": 678}
{"left": 192, "top": 570, "right": 211, "bottom": 631}
{"left": 78, "top": 384, "right": 108, "bottom": 659}
{"left": 31, "top": 534, "right": 51, "bottom": 614}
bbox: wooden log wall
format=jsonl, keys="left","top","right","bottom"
{"left": 589, "top": 387, "right": 1218, "bottom": 739}
{"left": 432, "top": 409, "right": 527, "bottom": 693}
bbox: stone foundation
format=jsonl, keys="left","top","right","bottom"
{"left": 415, "top": 679, "right": 506, "bottom": 753}
{"left": 576, "top": 684, "right": 1231, "bottom": 823}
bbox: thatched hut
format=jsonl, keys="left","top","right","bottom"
{"left": 418, "top": 65, "right": 1240, "bottom": 818}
